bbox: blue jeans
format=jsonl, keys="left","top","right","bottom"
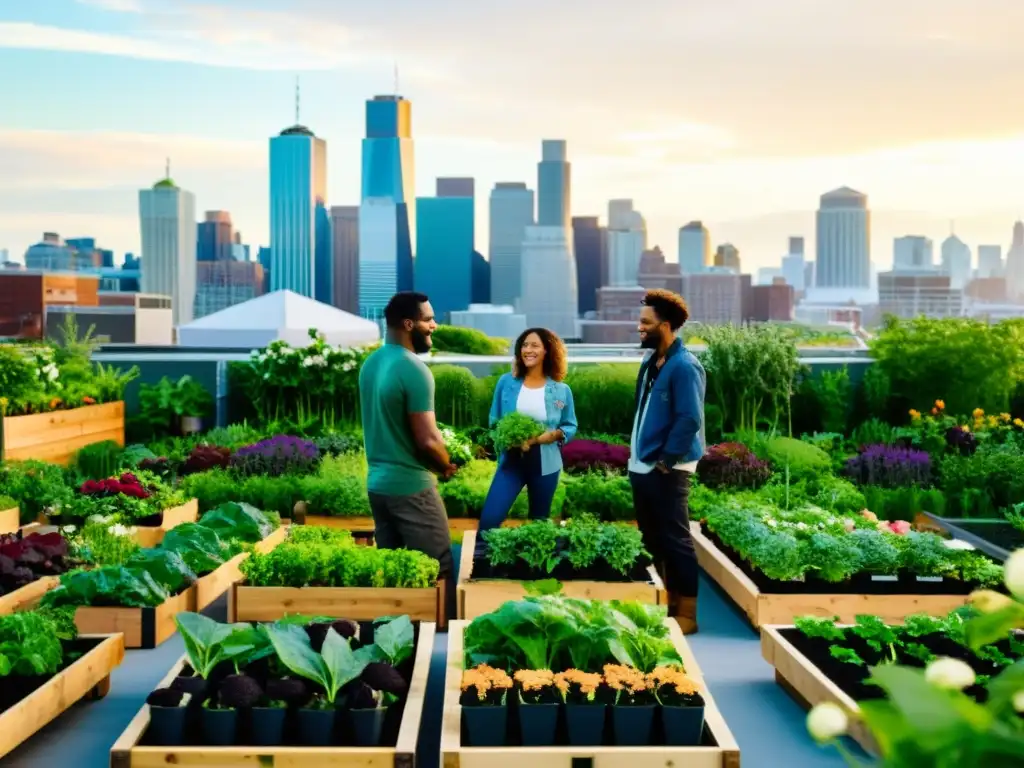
{"left": 476, "top": 450, "right": 560, "bottom": 554}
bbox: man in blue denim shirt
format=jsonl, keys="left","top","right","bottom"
{"left": 629, "top": 289, "right": 706, "bottom": 634}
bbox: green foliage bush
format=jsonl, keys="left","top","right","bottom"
{"left": 431, "top": 365, "right": 491, "bottom": 428}
{"left": 437, "top": 459, "right": 565, "bottom": 519}
{"left": 564, "top": 364, "right": 637, "bottom": 437}
{"left": 761, "top": 436, "right": 831, "bottom": 480}
{"left": 430, "top": 326, "right": 508, "bottom": 355}
{"left": 939, "top": 446, "right": 1024, "bottom": 517}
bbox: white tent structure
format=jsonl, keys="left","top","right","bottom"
{"left": 177, "top": 290, "right": 381, "bottom": 348}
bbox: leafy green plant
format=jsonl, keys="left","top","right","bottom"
{"left": 175, "top": 612, "right": 259, "bottom": 679}
{"left": 492, "top": 412, "right": 546, "bottom": 454}
{"left": 134, "top": 375, "right": 214, "bottom": 438}
{"left": 266, "top": 623, "right": 368, "bottom": 707}
{"left": 0, "top": 607, "right": 77, "bottom": 677}
{"left": 430, "top": 325, "right": 508, "bottom": 355}
{"left": 73, "top": 440, "right": 124, "bottom": 481}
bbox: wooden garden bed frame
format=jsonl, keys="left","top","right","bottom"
{"left": 0, "top": 506, "right": 19, "bottom": 534}
{"left": 303, "top": 515, "right": 529, "bottom": 535}
{"left": 194, "top": 525, "right": 289, "bottom": 611}
{"left": 691, "top": 522, "right": 970, "bottom": 628}
{"left": 74, "top": 585, "right": 196, "bottom": 649}
{"left": 440, "top": 618, "right": 741, "bottom": 767}
{"left": 0, "top": 575, "right": 60, "bottom": 616}
{"left": 456, "top": 530, "right": 667, "bottom": 620}
{"left": 229, "top": 580, "right": 446, "bottom": 629}
{"left": 2, "top": 401, "right": 125, "bottom": 465}
{"left": 0, "top": 633, "right": 126, "bottom": 759}
{"left": 761, "top": 625, "right": 876, "bottom": 754}
{"left": 109, "top": 622, "right": 436, "bottom": 767}
{"left": 133, "top": 499, "right": 200, "bottom": 548}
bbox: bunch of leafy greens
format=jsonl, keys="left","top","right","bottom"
{"left": 241, "top": 527, "right": 439, "bottom": 589}
{"left": 198, "top": 501, "right": 278, "bottom": 543}
{"left": 0, "top": 606, "right": 79, "bottom": 676}
{"left": 482, "top": 515, "right": 651, "bottom": 577}
{"left": 463, "top": 595, "right": 680, "bottom": 673}
{"left": 492, "top": 412, "right": 546, "bottom": 455}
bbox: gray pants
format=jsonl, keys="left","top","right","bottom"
{"left": 368, "top": 485, "right": 456, "bottom": 621}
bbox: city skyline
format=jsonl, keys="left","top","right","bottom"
{"left": 4, "top": 1, "right": 1024, "bottom": 267}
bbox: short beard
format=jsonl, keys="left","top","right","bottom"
{"left": 640, "top": 330, "right": 662, "bottom": 350}
{"left": 411, "top": 328, "right": 431, "bottom": 354}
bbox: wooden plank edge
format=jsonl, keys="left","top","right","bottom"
{"left": 690, "top": 521, "right": 764, "bottom": 627}
{"left": 0, "top": 633, "right": 125, "bottom": 760}
{"left": 0, "top": 507, "right": 19, "bottom": 534}
{"left": 394, "top": 621, "right": 436, "bottom": 757}
{"left": 761, "top": 625, "right": 875, "bottom": 754}
{"left": 0, "top": 575, "right": 60, "bottom": 616}
{"left": 110, "top": 654, "right": 187, "bottom": 765}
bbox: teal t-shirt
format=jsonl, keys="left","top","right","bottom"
{"left": 359, "top": 342, "right": 436, "bottom": 496}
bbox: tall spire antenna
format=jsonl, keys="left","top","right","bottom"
{"left": 394, "top": 61, "right": 399, "bottom": 95}
{"left": 295, "top": 76, "right": 300, "bottom": 123}
{"left": 165, "top": 157, "right": 170, "bottom": 179}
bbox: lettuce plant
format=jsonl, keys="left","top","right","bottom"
{"left": 493, "top": 412, "right": 545, "bottom": 455}
{"left": 266, "top": 623, "right": 368, "bottom": 708}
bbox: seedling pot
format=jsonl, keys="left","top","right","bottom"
{"left": 462, "top": 704, "right": 508, "bottom": 747}
{"left": 249, "top": 706, "right": 286, "bottom": 746}
{"left": 518, "top": 702, "right": 559, "bottom": 746}
{"left": 612, "top": 704, "right": 655, "bottom": 746}
{"left": 147, "top": 706, "right": 186, "bottom": 746}
{"left": 201, "top": 707, "right": 238, "bottom": 746}
{"left": 297, "top": 707, "right": 336, "bottom": 746}
{"left": 565, "top": 703, "right": 606, "bottom": 746}
{"left": 661, "top": 704, "right": 705, "bottom": 746}
{"left": 350, "top": 706, "right": 387, "bottom": 746}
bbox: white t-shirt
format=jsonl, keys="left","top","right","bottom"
{"left": 516, "top": 384, "right": 547, "bottom": 423}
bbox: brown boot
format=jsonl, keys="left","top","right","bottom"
{"left": 674, "top": 595, "right": 698, "bottom": 635}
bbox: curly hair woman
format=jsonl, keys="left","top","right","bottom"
{"left": 476, "top": 327, "right": 578, "bottom": 552}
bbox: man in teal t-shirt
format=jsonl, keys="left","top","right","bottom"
{"left": 359, "top": 291, "right": 456, "bottom": 618}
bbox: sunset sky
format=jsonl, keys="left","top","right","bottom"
{"left": 3, "top": 0, "right": 1024, "bottom": 270}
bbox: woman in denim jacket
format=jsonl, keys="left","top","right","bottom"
{"left": 477, "top": 328, "right": 577, "bottom": 550}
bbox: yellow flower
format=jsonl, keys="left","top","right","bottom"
{"left": 1000, "top": 413, "right": 1011, "bottom": 422}
{"left": 973, "top": 407, "right": 985, "bottom": 418}
{"left": 1014, "top": 418, "right": 1024, "bottom": 428}
{"left": 960, "top": 425, "right": 971, "bottom": 433}
{"left": 987, "top": 415, "right": 999, "bottom": 428}
{"left": 908, "top": 409, "right": 921, "bottom": 420}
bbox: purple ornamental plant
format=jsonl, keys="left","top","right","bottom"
{"left": 844, "top": 444, "right": 931, "bottom": 488}
{"left": 230, "top": 435, "right": 321, "bottom": 477}
{"left": 560, "top": 439, "right": 629, "bottom": 473}
{"left": 696, "top": 442, "right": 772, "bottom": 490}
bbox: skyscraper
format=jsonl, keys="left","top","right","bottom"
{"left": 415, "top": 178, "right": 474, "bottom": 322}
{"left": 607, "top": 200, "right": 646, "bottom": 287}
{"left": 330, "top": 206, "right": 359, "bottom": 314}
{"left": 269, "top": 121, "right": 329, "bottom": 302}
{"left": 714, "top": 244, "right": 741, "bottom": 273}
{"left": 893, "top": 236, "right": 933, "bottom": 271}
{"left": 359, "top": 95, "right": 415, "bottom": 318}
{"left": 678, "top": 221, "right": 710, "bottom": 275}
{"left": 139, "top": 170, "right": 196, "bottom": 327}
{"left": 537, "top": 140, "right": 571, "bottom": 232}
{"left": 488, "top": 182, "right": 534, "bottom": 306}
{"left": 1006, "top": 222, "right": 1024, "bottom": 299}
{"left": 977, "top": 244, "right": 1003, "bottom": 279}
{"left": 815, "top": 187, "right": 870, "bottom": 289}
{"left": 940, "top": 234, "right": 972, "bottom": 289}
{"left": 572, "top": 216, "right": 607, "bottom": 315}
{"left": 197, "top": 211, "right": 233, "bottom": 262}
{"left": 519, "top": 225, "right": 578, "bottom": 338}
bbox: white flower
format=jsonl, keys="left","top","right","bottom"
{"left": 806, "top": 702, "right": 848, "bottom": 743}
{"left": 88, "top": 513, "right": 114, "bottom": 524}
{"left": 925, "top": 657, "right": 976, "bottom": 690}
{"left": 342, "top": 361, "right": 356, "bottom": 372}
{"left": 795, "top": 521, "right": 809, "bottom": 531}
{"left": 1013, "top": 690, "right": 1024, "bottom": 713}
{"left": 766, "top": 518, "right": 778, "bottom": 527}
{"left": 61, "top": 524, "right": 77, "bottom": 534}
{"left": 942, "top": 539, "right": 975, "bottom": 551}
{"left": 108, "top": 524, "right": 136, "bottom": 537}
{"left": 1004, "top": 549, "right": 1024, "bottom": 600}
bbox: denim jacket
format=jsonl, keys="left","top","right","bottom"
{"left": 489, "top": 373, "right": 578, "bottom": 475}
{"left": 632, "top": 338, "right": 706, "bottom": 466}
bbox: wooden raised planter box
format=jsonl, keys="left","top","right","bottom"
{"left": 0, "top": 633, "right": 126, "bottom": 759}
{"left": 441, "top": 618, "right": 741, "bottom": 767}
{"left": 457, "top": 530, "right": 667, "bottom": 620}
{"left": 229, "top": 579, "right": 446, "bottom": 629}
{"left": 109, "top": 621, "right": 436, "bottom": 767}
{"left": 761, "top": 625, "right": 876, "bottom": 754}
{"left": 133, "top": 499, "right": 199, "bottom": 548}
{"left": 691, "top": 522, "right": 971, "bottom": 628}
{"left": 2, "top": 401, "right": 125, "bottom": 465}
{"left": 0, "top": 575, "right": 60, "bottom": 616}
{"left": 0, "top": 506, "right": 19, "bottom": 534}
{"left": 303, "top": 515, "right": 529, "bottom": 535}
{"left": 194, "top": 526, "right": 289, "bottom": 611}
{"left": 74, "top": 584, "right": 196, "bottom": 649}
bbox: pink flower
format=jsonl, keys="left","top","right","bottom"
{"left": 860, "top": 509, "right": 878, "bottom": 522}
{"left": 888, "top": 520, "right": 912, "bottom": 535}
{"left": 843, "top": 519, "right": 856, "bottom": 533}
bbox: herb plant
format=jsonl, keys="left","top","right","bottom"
{"left": 492, "top": 412, "right": 545, "bottom": 455}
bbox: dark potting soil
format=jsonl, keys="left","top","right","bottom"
{"left": 700, "top": 524, "right": 980, "bottom": 596}
{"left": 471, "top": 554, "right": 652, "bottom": 583}
{"left": 952, "top": 521, "right": 1024, "bottom": 555}
{"left": 0, "top": 637, "right": 104, "bottom": 713}
{"left": 777, "top": 628, "right": 1013, "bottom": 704}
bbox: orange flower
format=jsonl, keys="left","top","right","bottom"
{"left": 461, "top": 664, "right": 512, "bottom": 703}
{"left": 908, "top": 409, "right": 921, "bottom": 420}
{"left": 553, "top": 669, "right": 603, "bottom": 700}
{"left": 972, "top": 407, "right": 985, "bottom": 418}
{"left": 935, "top": 400, "right": 945, "bottom": 410}
{"left": 82, "top": 396, "right": 96, "bottom": 405}
{"left": 513, "top": 669, "right": 554, "bottom": 693}
{"left": 860, "top": 509, "right": 878, "bottom": 522}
